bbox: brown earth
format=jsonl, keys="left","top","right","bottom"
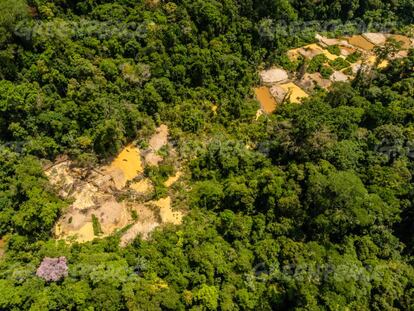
{"left": 47, "top": 125, "right": 184, "bottom": 245}
{"left": 0, "top": 238, "right": 5, "bottom": 259}
{"left": 254, "top": 86, "right": 277, "bottom": 113}
{"left": 347, "top": 35, "right": 375, "bottom": 50}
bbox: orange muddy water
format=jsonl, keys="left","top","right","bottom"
{"left": 254, "top": 86, "right": 277, "bottom": 113}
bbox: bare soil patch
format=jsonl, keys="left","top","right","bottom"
{"left": 347, "top": 35, "right": 375, "bottom": 51}
{"left": 47, "top": 125, "right": 184, "bottom": 245}
{"left": 254, "top": 86, "right": 277, "bottom": 113}
{"left": 259, "top": 68, "right": 288, "bottom": 85}
{"left": 279, "top": 83, "right": 308, "bottom": 103}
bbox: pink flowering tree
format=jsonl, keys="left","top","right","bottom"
{"left": 36, "top": 257, "right": 68, "bottom": 282}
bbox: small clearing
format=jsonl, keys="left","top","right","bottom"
{"left": 47, "top": 125, "right": 184, "bottom": 245}
{"left": 254, "top": 32, "right": 413, "bottom": 116}
{"left": 144, "top": 124, "right": 169, "bottom": 166}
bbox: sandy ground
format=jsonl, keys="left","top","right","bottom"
{"left": 130, "top": 179, "right": 153, "bottom": 194}
{"left": 297, "top": 73, "right": 332, "bottom": 91}
{"left": 149, "top": 197, "right": 183, "bottom": 225}
{"left": 279, "top": 83, "right": 308, "bottom": 104}
{"left": 104, "top": 145, "right": 142, "bottom": 190}
{"left": 47, "top": 125, "right": 184, "bottom": 245}
{"left": 316, "top": 34, "right": 352, "bottom": 47}
{"left": 164, "top": 171, "right": 182, "bottom": 187}
{"left": 259, "top": 68, "right": 288, "bottom": 85}
{"left": 144, "top": 125, "right": 168, "bottom": 166}
{"left": 347, "top": 35, "right": 375, "bottom": 50}
{"left": 288, "top": 44, "right": 338, "bottom": 61}
{"left": 390, "top": 35, "right": 412, "bottom": 49}
{"left": 269, "top": 85, "right": 288, "bottom": 104}
{"left": 330, "top": 71, "right": 349, "bottom": 82}
{"left": 363, "top": 33, "right": 387, "bottom": 45}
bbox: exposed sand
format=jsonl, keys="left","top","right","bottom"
{"left": 130, "top": 179, "right": 153, "bottom": 194}
{"left": 149, "top": 125, "right": 168, "bottom": 151}
{"left": 255, "top": 109, "right": 264, "bottom": 121}
{"left": 48, "top": 126, "right": 184, "bottom": 245}
{"left": 378, "top": 60, "right": 389, "bottom": 68}
{"left": 297, "top": 73, "right": 332, "bottom": 91}
{"left": 254, "top": 86, "right": 277, "bottom": 113}
{"left": 149, "top": 197, "right": 183, "bottom": 225}
{"left": 105, "top": 145, "right": 142, "bottom": 189}
{"left": 259, "top": 68, "right": 288, "bottom": 85}
{"left": 363, "top": 33, "right": 387, "bottom": 45}
{"left": 340, "top": 46, "right": 357, "bottom": 56}
{"left": 351, "top": 62, "right": 362, "bottom": 74}
{"left": 145, "top": 125, "right": 169, "bottom": 166}
{"left": 279, "top": 83, "right": 308, "bottom": 104}
{"left": 316, "top": 34, "right": 352, "bottom": 47}
{"left": 120, "top": 218, "right": 159, "bottom": 246}
{"left": 164, "top": 171, "right": 182, "bottom": 187}
{"left": 288, "top": 44, "right": 338, "bottom": 61}
{"left": 390, "top": 35, "right": 412, "bottom": 49}
{"left": 330, "top": 71, "right": 349, "bottom": 82}
{"left": 347, "top": 35, "right": 375, "bottom": 51}
{"left": 269, "top": 85, "right": 288, "bottom": 104}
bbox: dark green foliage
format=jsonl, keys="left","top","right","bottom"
{"left": 329, "top": 57, "right": 351, "bottom": 70}
{"left": 327, "top": 44, "right": 341, "bottom": 56}
{"left": 307, "top": 54, "right": 329, "bottom": 73}
{"left": 320, "top": 65, "right": 334, "bottom": 79}
{"left": 346, "top": 50, "right": 363, "bottom": 63}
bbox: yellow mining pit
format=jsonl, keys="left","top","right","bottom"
{"left": 279, "top": 83, "right": 309, "bottom": 104}
{"left": 254, "top": 86, "right": 277, "bottom": 113}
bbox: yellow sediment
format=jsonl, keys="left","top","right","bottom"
{"left": 254, "top": 86, "right": 277, "bottom": 114}
{"left": 287, "top": 44, "right": 338, "bottom": 61}
{"left": 366, "top": 55, "right": 389, "bottom": 69}
{"left": 108, "top": 144, "right": 142, "bottom": 181}
{"left": 164, "top": 171, "right": 182, "bottom": 187}
{"left": 130, "top": 179, "right": 153, "bottom": 194}
{"left": 58, "top": 222, "right": 95, "bottom": 243}
{"left": 347, "top": 35, "right": 375, "bottom": 51}
{"left": 279, "top": 83, "right": 308, "bottom": 104}
{"left": 255, "top": 109, "right": 264, "bottom": 121}
{"left": 151, "top": 197, "right": 182, "bottom": 225}
{"left": 390, "top": 35, "right": 411, "bottom": 49}
{"left": 378, "top": 60, "right": 389, "bottom": 69}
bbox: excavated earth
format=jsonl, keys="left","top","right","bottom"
{"left": 46, "top": 125, "right": 183, "bottom": 245}
{"left": 255, "top": 32, "right": 414, "bottom": 114}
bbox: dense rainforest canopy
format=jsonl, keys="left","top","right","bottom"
{"left": 0, "top": 0, "right": 414, "bottom": 310}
